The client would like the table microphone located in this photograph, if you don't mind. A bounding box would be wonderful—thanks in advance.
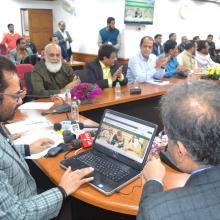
[78,122,99,129]
[41,103,71,116]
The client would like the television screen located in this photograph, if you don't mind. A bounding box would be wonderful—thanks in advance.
[124,0,155,25]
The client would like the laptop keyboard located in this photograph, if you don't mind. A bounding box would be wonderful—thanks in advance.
[77,152,129,182]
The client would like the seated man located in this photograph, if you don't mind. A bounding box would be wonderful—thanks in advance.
[9,37,33,64]
[0,55,94,219]
[127,36,166,83]
[195,40,220,69]
[31,43,79,97]
[87,44,127,89]
[177,40,198,71]
[163,40,188,77]
[138,80,220,220]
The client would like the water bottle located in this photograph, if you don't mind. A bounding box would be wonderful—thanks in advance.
[71,101,79,122]
[187,70,193,84]
[115,82,121,99]
[65,89,72,106]
[133,79,140,89]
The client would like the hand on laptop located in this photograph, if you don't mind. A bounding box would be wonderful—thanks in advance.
[142,156,165,184]
[59,166,94,196]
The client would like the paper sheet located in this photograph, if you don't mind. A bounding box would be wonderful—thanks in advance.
[18,102,54,110]
[14,130,63,159]
[5,118,52,134]
[147,80,170,86]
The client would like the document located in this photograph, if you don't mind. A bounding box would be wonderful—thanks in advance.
[14,130,63,159]
[147,80,170,86]
[18,102,54,110]
[5,118,52,134]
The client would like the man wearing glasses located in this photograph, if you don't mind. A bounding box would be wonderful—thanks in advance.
[0,56,94,219]
[137,81,220,219]
[31,43,80,97]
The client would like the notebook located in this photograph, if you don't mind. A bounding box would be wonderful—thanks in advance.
[60,109,158,195]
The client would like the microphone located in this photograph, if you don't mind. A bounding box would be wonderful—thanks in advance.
[78,132,93,149]
[63,130,76,143]
[54,123,62,131]
[78,122,99,129]
[41,103,71,116]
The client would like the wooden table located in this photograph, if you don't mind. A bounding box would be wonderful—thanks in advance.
[78,78,185,131]
[68,60,86,70]
[13,104,190,216]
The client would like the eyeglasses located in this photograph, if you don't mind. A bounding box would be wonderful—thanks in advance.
[0,90,26,101]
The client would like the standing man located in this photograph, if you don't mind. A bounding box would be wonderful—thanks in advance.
[127,36,166,83]
[1,24,21,51]
[9,38,33,64]
[54,21,72,61]
[137,81,220,220]
[98,17,120,53]
[87,44,127,89]
[152,34,164,56]
[0,55,94,219]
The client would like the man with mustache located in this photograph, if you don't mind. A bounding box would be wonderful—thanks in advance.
[0,55,94,219]
[31,43,80,97]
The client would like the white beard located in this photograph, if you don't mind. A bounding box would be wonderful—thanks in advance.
[45,60,62,73]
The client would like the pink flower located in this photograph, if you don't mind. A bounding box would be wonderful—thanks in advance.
[70,83,102,101]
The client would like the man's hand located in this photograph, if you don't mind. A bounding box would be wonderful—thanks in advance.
[30,138,54,154]
[61,76,81,92]
[112,66,123,82]
[59,167,94,196]
[142,156,166,184]
[156,56,167,69]
[176,65,189,75]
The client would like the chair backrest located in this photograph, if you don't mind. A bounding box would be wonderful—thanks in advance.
[16,64,33,90]
[74,69,89,83]
[22,54,39,65]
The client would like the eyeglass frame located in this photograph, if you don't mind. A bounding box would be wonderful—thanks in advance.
[0,90,26,101]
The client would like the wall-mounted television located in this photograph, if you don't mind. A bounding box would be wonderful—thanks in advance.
[124,0,155,25]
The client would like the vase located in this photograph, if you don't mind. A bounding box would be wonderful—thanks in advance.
[80,98,93,104]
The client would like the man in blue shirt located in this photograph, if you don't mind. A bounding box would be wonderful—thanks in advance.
[98,17,120,52]
[127,36,167,83]
[163,40,188,77]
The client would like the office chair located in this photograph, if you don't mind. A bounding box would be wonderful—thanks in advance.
[74,69,89,83]
[16,64,33,91]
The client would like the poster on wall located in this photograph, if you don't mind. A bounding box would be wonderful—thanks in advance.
[124,0,155,25]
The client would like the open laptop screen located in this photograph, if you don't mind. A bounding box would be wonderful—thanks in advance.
[95,112,156,164]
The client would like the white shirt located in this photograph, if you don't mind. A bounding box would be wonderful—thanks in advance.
[127,52,165,83]
[195,51,220,69]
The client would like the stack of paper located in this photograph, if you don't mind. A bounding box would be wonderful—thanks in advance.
[18,102,54,110]
[5,118,52,134]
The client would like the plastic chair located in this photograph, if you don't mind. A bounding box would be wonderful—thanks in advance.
[16,64,33,90]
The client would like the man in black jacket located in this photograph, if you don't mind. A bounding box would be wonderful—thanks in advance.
[87,44,127,89]
[138,81,220,220]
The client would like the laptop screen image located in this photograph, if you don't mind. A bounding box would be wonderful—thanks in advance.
[95,112,155,164]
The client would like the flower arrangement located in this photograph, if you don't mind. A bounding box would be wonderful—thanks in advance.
[70,83,102,103]
[205,66,220,80]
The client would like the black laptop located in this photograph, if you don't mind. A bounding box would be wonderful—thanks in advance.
[60,109,157,195]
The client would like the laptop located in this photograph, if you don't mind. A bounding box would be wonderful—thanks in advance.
[60,109,157,195]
